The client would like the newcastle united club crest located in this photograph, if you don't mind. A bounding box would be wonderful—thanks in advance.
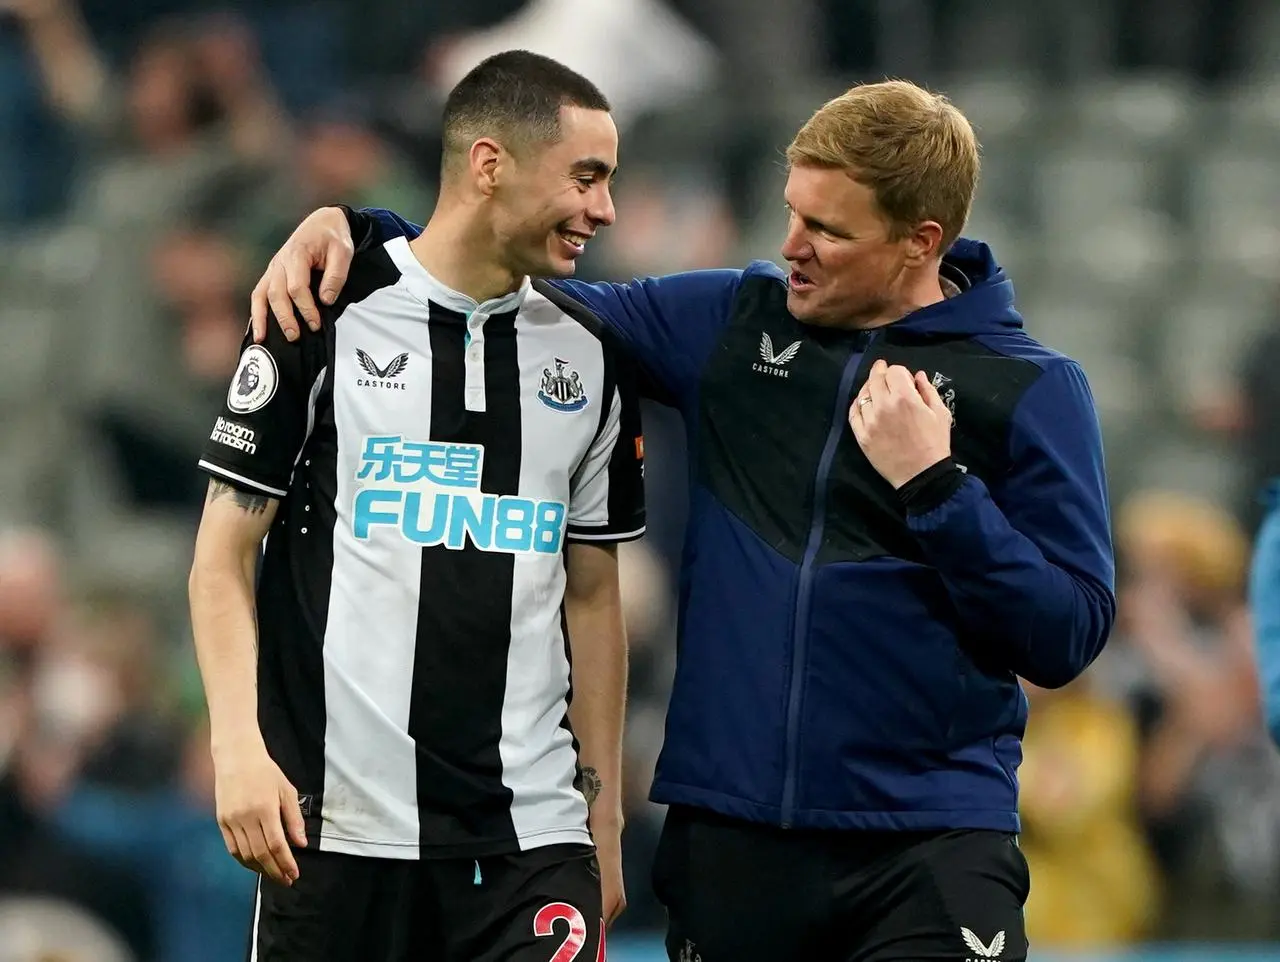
[932,370,957,423]
[538,357,589,412]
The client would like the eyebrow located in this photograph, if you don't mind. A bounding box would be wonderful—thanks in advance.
[572,158,617,179]
[807,217,851,238]
[785,201,851,239]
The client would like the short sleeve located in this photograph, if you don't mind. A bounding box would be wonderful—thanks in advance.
[197,323,320,498]
[567,355,646,542]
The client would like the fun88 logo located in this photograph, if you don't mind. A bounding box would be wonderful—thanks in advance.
[352,435,566,554]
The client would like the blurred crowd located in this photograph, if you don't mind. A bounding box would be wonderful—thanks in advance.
[4,0,1280,958]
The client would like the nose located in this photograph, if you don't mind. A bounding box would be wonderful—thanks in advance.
[779,218,811,263]
[588,183,616,228]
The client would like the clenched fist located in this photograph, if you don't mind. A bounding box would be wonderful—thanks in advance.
[850,359,953,489]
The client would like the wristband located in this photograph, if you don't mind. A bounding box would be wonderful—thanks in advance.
[897,458,965,515]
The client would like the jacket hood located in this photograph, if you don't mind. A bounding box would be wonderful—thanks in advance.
[892,237,1022,336]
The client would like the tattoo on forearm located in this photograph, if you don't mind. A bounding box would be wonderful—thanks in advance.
[208,479,271,514]
[580,766,602,808]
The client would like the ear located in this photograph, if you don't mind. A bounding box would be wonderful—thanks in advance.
[468,138,504,196]
[903,220,945,267]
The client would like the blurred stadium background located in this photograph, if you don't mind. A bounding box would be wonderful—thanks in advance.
[2,0,1280,959]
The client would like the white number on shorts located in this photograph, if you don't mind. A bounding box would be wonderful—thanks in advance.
[533,902,605,961]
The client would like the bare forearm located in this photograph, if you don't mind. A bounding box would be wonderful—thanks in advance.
[189,481,276,755]
[565,593,627,817]
[190,555,261,751]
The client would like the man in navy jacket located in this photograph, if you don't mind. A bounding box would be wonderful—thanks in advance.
[250,78,1115,962]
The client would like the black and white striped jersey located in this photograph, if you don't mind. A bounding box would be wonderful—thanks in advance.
[197,236,645,860]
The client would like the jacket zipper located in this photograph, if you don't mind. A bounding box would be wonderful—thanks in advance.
[780,332,876,827]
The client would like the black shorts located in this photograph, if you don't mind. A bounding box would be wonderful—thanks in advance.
[247,843,603,962]
[653,806,1030,962]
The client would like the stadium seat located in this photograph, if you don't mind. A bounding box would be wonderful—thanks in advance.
[1187,148,1280,280]
[1126,432,1245,508]
[1017,293,1160,505]
[1036,210,1185,302]
[1157,294,1278,411]
[945,74,1041,142]
[959,207,1036,278]
[0,228,99,403]
[1062,73,1203,149]
[1017,296,1151,420]
[1032,142,1172,235]
[968,145,1036,229]
[1220,78,1280,145]
[0,305,60,404]
[1188,148,1280,228]
[0,405,72,527]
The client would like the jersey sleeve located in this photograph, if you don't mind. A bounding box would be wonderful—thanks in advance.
[566,354,646,543]
[197,322,320,498]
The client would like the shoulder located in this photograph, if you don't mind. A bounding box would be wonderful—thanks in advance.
[526,280,627,361]
[530,278,607,335]
[322,241,407,321]
[966,335,1103,456]
[971,329,1082,376]
[956,332,1090,420]
[736,259,788,299]
[726,259,790,323]
[743,259,788,284]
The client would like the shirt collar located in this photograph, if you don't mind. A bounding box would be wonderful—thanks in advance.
[385,236,531,316]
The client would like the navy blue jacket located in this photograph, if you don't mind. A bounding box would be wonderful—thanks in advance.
[352,208,1117,833]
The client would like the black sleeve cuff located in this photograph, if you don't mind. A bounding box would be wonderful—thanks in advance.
[336,204,379,255]
[897,458,966,515]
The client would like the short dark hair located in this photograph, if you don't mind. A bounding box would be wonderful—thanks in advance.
[441,50,611,168]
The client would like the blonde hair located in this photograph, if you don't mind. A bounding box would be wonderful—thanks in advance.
[786,79,980,250]
[1116,490,1249,603]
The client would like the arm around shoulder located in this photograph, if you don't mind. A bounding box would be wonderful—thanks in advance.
[548,264,754,405]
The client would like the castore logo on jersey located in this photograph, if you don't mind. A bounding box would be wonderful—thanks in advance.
[356,349,410,390]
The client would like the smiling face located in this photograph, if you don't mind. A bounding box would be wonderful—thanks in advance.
[438,52,618,283]
[491,105,619,278]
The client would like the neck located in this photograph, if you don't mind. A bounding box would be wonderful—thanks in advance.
[409,195,524,305]
[849,262,946,330]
